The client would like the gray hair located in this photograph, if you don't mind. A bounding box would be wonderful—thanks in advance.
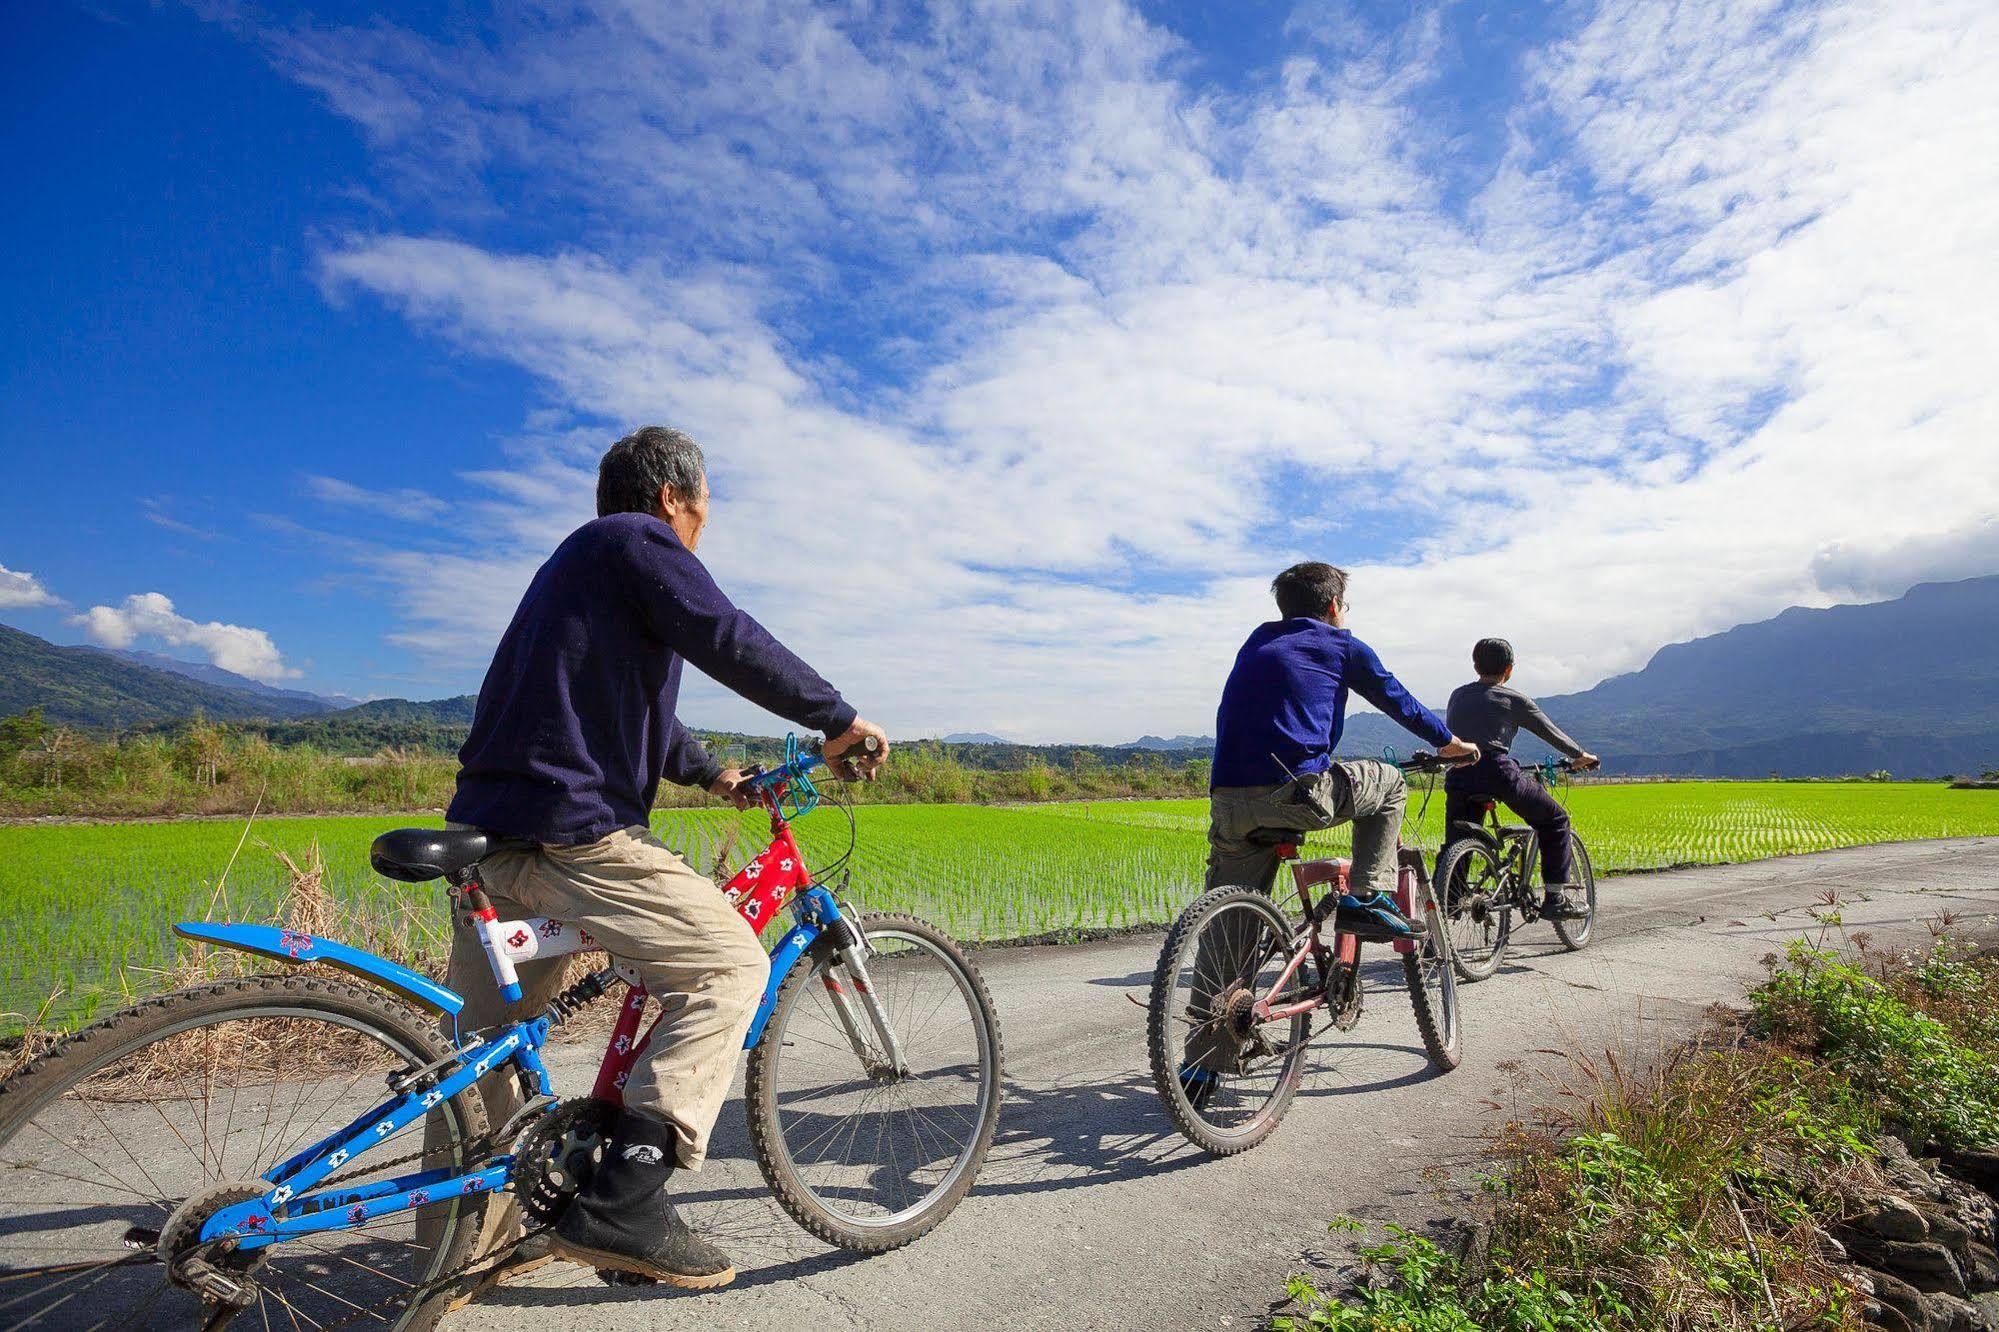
[597,426,706,518]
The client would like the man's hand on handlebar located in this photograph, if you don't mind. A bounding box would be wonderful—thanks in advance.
[1437,737,1481,763]
[1570,752,1601,771]
[824,717,890,781]
[707,768,757,810]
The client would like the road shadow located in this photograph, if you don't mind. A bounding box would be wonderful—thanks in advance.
[972,1069,1201,1198]
[476,1065,1206,1311]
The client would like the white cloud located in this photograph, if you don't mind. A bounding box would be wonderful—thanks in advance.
[0,564,59,611]
[243,0,1998,739]
[76,592,299,683]
[305,474,449,522]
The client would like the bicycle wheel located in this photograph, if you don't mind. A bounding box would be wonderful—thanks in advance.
[1547,834,1598,951]
[1435,838,1512,982]
[1147,887,1310,1156]
[0,974,490,1332]
[745,912,1002,1251]
[1403,868,1462,1071]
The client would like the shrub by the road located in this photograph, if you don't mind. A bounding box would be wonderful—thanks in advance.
[1278,938,1999,1331]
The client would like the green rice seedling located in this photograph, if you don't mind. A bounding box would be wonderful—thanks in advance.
[5,782,1996,1036]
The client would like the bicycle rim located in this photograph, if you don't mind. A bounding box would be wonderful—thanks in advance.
[1438,841,1510,981]
[1148,889,1310,1155]
[0,976,486,1332]
[1405,888,1462,1071]
[1551,836,1598,951]
[746,914,1001,1249]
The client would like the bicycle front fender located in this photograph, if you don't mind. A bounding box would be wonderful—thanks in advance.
[173,921,466,1016]
[742,885,850,1050]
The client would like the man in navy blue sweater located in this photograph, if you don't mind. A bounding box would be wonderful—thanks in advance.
[1207,562,1478,940]
[443,426,886,1290]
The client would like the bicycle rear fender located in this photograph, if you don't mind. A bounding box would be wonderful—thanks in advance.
[172,922,466,1016]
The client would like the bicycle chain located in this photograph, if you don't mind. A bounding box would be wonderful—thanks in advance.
[195,1117,549,1330]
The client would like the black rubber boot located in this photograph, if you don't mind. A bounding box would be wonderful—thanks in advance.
[550,1110,735,1289]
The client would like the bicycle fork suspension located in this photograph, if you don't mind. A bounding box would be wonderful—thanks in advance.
[818,926,911,1079]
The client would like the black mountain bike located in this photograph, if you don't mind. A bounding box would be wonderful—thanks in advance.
[1432,757,1598,981]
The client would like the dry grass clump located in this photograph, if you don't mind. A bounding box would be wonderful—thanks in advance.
[60,838,457,1098]
[1482,1037,1877,1330]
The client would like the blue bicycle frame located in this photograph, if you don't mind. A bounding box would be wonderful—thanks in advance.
[183,742,869,1252]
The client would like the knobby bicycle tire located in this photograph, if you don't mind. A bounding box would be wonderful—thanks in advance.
[744,912,1003,1252]
[0,972,491,1332]
[1146,886,1310,1156]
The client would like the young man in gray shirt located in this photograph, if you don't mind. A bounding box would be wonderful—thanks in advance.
[1443,638,1600,918]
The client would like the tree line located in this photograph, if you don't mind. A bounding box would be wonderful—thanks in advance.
[0,711,1213,818]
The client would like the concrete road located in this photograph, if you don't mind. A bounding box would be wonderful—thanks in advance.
[455,838,1999,1331]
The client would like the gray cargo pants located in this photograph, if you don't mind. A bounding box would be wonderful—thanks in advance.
[1186,759,1408,1074]
[1205,758,1408,896]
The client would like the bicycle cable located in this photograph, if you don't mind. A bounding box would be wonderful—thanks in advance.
[812,775,861,882]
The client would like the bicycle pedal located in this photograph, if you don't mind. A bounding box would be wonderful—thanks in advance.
[596,1268,659,1287]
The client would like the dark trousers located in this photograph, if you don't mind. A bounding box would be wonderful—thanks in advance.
[1444,755,1573,887]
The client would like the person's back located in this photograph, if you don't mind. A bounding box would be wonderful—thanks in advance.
[1213,619,1438,789]
[451,511,847,846]
[1443,680,1570,763]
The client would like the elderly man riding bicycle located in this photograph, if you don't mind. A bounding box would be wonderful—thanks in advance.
[444,426,888,1288]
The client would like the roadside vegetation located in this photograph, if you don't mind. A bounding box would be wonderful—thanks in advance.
[1278,931,1999,1330]
[0,710,1211,817]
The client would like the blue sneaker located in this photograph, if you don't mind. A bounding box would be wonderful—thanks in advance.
[1333,891,1427,942]
[1178,1064,1219,1111]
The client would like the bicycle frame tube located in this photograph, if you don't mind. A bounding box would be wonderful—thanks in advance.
[200,1020,555,1249]
[1254,929,1326,1023]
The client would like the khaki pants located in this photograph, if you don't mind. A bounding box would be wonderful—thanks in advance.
[442,823,770,1173]
[1205,759,1407,897]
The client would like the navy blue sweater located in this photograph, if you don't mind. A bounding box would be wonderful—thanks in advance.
[1211,619,1451,788]
[448,513,856,845]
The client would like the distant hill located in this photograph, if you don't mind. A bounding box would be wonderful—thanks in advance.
[89,647,358,712]
[942,732,1009,744]
[0,622,331,727]
[1125,734,1214,751]
[1340,576,1999,777]
[328,695,480,725]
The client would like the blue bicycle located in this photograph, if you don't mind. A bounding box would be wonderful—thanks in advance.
[0,738,1003,1330]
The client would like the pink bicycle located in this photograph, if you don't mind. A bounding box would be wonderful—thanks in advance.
[1146,752,1464,1155]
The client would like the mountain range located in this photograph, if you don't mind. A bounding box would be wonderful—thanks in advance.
[1333,575,1999,777]
[88,647,361,712]
[4,575,1996,775]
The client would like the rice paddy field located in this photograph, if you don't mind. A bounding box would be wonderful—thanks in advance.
[4,780,1996,1035]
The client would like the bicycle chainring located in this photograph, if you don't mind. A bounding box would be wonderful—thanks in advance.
[1329,963,1364,1031]
[513,1097,616,1227]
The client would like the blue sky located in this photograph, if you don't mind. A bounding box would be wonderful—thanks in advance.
[2,0,1994,741]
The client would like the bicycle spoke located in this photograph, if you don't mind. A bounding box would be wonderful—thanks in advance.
[0,992,480,1332]
[758,922,995,1233]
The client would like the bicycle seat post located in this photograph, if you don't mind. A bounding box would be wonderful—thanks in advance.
[447,861,525,1004]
